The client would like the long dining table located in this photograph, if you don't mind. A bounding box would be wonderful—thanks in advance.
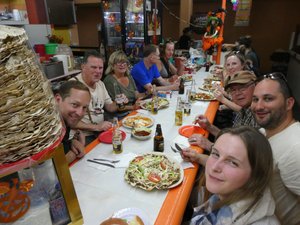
[69,67,219,225]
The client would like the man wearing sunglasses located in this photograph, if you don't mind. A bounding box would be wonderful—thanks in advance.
[251,72,300,225]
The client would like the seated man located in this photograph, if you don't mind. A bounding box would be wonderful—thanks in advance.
[73,50,127,145]
[55,80,91,164]
[251,72,300,224]
[183,71,258,153]
[131,44,179,93]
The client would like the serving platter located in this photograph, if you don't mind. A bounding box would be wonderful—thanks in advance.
[124,153,183,191]
[122,114,154,129]
[194,92,216,101]
[139,98,169,111]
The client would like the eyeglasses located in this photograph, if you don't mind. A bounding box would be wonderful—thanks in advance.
[258,72,287,83]
[228,82,255,95]
[115,61,128,66]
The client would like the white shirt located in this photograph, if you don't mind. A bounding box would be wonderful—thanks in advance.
[262,122,300,224]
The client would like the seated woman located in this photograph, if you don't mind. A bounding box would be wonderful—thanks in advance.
[103,50,145,120]
[156,40,185,82]
[213,51,251,130]
[184,126,279,224]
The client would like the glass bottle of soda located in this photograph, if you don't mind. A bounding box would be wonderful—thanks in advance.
[175,97,183,126]
[153,124,164,152]
[112,117,123,154]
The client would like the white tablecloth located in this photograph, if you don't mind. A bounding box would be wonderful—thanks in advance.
[70,68,211,224]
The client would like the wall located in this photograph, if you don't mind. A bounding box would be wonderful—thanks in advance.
[163,0,300,73]
[222,0,300,73]
[76,4,102,47]
[162,3,181,41]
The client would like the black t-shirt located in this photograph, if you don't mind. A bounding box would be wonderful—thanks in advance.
[177,35,191,50]
[62,125,71,154]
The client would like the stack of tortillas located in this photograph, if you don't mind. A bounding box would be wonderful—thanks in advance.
[0,25,63,164]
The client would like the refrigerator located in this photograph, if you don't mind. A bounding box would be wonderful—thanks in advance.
[101,0,162,63]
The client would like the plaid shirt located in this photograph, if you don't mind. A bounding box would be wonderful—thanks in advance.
[233,107,259,128]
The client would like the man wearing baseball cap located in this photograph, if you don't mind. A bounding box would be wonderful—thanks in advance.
[185,70,259,152]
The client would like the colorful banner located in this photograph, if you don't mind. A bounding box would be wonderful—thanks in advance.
[234,0,252,26]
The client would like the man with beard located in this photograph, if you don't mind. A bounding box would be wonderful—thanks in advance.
[55,80,91,163]
[251,72,300,225]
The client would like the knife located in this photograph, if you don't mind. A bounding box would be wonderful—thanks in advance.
[87,159,115,168]
[174,143,183,152]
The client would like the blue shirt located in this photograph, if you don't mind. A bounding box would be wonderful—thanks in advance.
[131,60,160,93]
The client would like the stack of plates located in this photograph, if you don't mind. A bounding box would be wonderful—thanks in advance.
[0,25,63,163]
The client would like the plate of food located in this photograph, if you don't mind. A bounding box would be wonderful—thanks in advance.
[100,207,149,225]
[194,92,216,101]
[125,153,183,191]
[122,115,154,129]
[181,74,193,82]
[198,83,215,92]
[139,98,169,111]
[206,74,221,81]
[132,127,152,140]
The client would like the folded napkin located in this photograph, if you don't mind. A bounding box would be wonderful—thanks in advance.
[171,135,194,169]
[86,152,137,171]
[136,109,150,115]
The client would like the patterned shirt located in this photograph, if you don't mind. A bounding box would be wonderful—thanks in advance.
[233,107,259,128]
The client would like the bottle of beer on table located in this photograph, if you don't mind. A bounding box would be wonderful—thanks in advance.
[112,117,123,154]
[179,78,185,94]
[175,97,183,126]
[153,124,164,152]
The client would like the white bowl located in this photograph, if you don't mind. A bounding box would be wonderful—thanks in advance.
[132,127,152,140]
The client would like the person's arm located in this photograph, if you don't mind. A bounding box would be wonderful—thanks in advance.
[214,89,242,112]
[75,120,112,132]
[181,148,209,166]
[155,77,179,91]
[188,134,213,151]
[194,114,220,137]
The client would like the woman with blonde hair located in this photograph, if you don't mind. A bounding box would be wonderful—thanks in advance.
[104,50,145,119]
[187,126,279,224]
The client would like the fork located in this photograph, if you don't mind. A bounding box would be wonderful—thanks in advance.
[93,158,120,163]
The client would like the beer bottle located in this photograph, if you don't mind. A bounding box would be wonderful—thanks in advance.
[153,124,164,152]
[112,117,123,154]
[179,77,185,94]
[175,97,183,126]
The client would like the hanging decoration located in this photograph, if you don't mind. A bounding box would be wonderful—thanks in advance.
[134,13,140,23]
[231,0,239,11]
[114,24,121,33]
[108,13,116,23]
[101,0,110,10]
[202,9,226,53]
[135,0,143,8]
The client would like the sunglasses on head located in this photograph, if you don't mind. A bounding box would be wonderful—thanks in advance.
[259,72,287,82]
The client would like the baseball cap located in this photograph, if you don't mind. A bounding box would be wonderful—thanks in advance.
[225,71,256,90]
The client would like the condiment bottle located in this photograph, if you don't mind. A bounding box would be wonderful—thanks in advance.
[153,124,164,152]
[151,85,158,114]
[175,97,183,126]
[112,117,123,154]
[178,77,185,95]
